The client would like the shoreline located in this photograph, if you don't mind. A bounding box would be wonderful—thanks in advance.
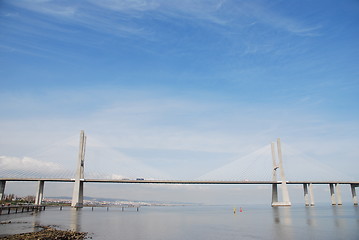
[0,225,89,240]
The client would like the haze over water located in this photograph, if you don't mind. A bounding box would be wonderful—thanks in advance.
[1,204,358,240]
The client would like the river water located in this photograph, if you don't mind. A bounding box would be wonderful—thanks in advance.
[1,204,358,239]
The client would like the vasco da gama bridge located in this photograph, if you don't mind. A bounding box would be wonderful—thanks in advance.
[1,131,358,208]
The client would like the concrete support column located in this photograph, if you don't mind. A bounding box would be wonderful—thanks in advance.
[35,180,44,205]
[272,184,278,205]
[271,143,279,207]
[335,184,342,205]
[303,184,310,206]
[277,138,291,206]
[72,130,86,208]
[303,183,315,206]
[309,183,315,206]
[72,181,84,208]
[351,184,358,205]
[0,181,6,201]
[329,184,336,205]
[271,143,278,182]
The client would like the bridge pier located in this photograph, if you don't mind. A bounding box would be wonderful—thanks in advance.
[271,139,291,207]
[271,184,278,204]
[329,183,342,205]
[335,183,342,205]
[0,180,5,201]
[72,181,84,208]
[351,184,358,205]
[71,130,86,208]
[303,184,308,205]
[303,183,314,206]
[308,183,315,206]
[271,143,278,205]
[329,184,336,205]
[35,180,44,205]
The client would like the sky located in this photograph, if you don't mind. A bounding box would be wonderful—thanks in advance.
[0,0,359,205]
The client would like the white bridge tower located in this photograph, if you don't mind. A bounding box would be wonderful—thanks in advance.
[271,138,291,206]
[71,130,86,208]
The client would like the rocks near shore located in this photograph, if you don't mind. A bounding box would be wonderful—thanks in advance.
[0,226,89,240]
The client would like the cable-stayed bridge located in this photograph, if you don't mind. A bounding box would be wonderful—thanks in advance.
[1,131,358,207]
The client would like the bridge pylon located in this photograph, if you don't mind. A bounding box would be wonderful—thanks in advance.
[0,180,5,201]
[271,138,291,207]
[71,130,86,208]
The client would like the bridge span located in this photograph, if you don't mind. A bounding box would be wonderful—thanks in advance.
[1,178,359,185]
[1,177,358,207]
[1,131,358,207]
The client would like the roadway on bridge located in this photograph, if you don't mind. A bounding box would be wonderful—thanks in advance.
[1,178,358,185]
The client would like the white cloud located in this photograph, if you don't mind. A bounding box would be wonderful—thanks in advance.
[0,155,70,178]
[0,88,358,181]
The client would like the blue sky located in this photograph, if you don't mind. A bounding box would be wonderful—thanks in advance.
[1,0,359,204]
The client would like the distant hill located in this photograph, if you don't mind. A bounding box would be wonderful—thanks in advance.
[45,195,197,205]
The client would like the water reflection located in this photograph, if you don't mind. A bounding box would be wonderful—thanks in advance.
[272,207,292,225]
[31,209,42,233]
[2,205,358,240]
[272,207,280,223]
[304,206,317,226]
[272,207,293,240]
[354,205,359,226]
[331,206,345,228]
[354,204,359,214]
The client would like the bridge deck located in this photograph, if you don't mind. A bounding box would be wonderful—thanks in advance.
[1,178,358,185]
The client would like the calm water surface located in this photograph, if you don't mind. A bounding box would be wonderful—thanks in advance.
[1,204,358,240]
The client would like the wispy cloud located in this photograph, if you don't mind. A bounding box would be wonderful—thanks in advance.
[9,0,77,17]
[234,1,321,36]
[1,0,323,64]
[7,0,320,38]
[0,156,71,178]
[88,0,160,12]
[1,87,358,177]
[5,0,152,44]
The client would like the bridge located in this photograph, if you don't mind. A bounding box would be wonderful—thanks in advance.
[1,131,358,207]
